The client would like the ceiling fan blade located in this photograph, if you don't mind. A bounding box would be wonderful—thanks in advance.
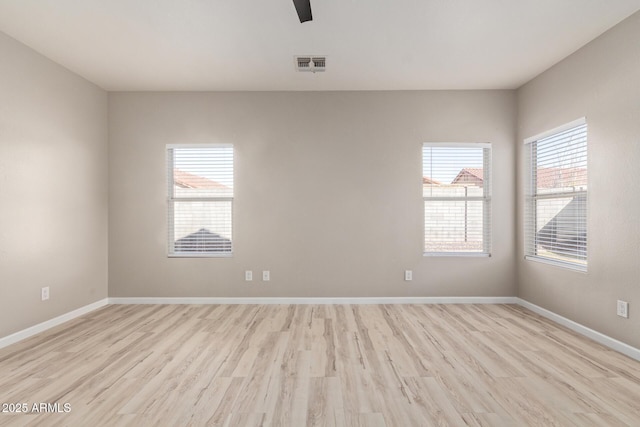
[292,0,312,23]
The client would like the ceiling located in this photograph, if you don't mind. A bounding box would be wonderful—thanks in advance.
[1,0,639,91]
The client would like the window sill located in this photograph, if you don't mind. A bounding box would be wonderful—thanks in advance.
[423,252,491,258]
[168,253,233,258]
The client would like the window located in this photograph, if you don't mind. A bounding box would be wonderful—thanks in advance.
[525,119,587,270]
[422,143,491,255]
[167,145,234,257]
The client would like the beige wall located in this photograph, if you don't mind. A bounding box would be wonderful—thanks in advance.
[516,12,640,348]
[0,32,108,338]
[109,91,517,298]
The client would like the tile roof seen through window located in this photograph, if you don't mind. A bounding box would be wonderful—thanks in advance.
[173,169,228,190]
[536,167,587,189]
[423,176,441,185]
[452,168,484,186]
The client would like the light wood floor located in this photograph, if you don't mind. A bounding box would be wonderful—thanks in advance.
[1,304,639,426]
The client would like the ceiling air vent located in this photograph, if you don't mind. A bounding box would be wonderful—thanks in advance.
[296,56,312,70]
[295,56,326,72]
[312,57,325,69]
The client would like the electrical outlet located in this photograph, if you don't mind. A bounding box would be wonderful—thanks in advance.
[617,300,629,318]
[245,271,253,281]
[262,271,270,281]
[41,287,50,301]
[404,270,413,281]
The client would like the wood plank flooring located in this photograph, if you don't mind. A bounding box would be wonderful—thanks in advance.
[1,304,639,426]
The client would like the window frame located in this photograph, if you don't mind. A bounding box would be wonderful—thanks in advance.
[524,118,588,271]
[167,143,234,258]
[422,142,492,257]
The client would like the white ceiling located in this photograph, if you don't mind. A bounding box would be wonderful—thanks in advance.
[1,0,639,91]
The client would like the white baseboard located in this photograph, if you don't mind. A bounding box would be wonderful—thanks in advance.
[516,298,640,362]
[108,296,518,305]
[3,296,638,363]
[0,298,109,350]
[0,296,514,349]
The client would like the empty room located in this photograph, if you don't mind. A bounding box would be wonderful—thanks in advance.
[1,1,639,425]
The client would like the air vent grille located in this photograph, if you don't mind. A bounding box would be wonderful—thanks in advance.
[312,57,325,68]
[295,56,326,72]
[297,57,311,69]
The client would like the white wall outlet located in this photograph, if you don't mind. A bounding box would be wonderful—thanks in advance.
[262,271,270,281]
[617,300,629,318]
[404,270,413,281]
[245,271,253,281]
[41,287,50,301]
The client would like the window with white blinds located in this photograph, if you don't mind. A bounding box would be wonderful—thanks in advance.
[525,119,587,270]
[167,145,233,257]
[422,143,491,255]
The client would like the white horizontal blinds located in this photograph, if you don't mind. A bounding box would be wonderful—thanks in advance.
[167,145,233,256]
[525,122,587,269]
[423,144,491,255]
